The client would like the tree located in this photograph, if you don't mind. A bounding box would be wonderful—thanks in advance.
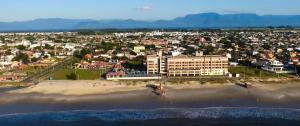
[0,37,5,43]
[80,48,92,57]
[96,42,115,52]
[73,50,82,59]
[16,45,27,51]
[44,44,54,50]
[128,43,136,49]
[123,56,146,71]
[115,46,122,54]
[73,49,93,59]
[204,37,211,41]
[5,49,11,55]
[25,35,35,42]
[145,45,156,50]
[31,57,39,62]
[262,43,272,50]
[221,38,233,49]
[43,55,49,59]
[204,45,215,55]
[183,46,197,55]
[129,50,137,55]
[12,53,30,64]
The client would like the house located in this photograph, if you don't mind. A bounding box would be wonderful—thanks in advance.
[142,39,168,46]
[64,43,76,50]
[75,61,110,69]
[133,46,145,53]
[262,60,296,73]
[229,62,239,66]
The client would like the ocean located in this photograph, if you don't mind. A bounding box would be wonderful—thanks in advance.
[0,107,299,126]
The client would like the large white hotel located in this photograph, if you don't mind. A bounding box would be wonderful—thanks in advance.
[147,52,229,77]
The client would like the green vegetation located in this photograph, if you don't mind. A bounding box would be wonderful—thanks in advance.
[66,72,78,80]
[0,82,29,87]
[12,53,30,64]
[229,66,292,78]
[73,48,92,59]
[77,30,97,35]
[183,46,197,55]
[31,57,39,62]
[5,49,12,55]
[50,69,106,80]
[25,35,35,42]
[123,56,146,71]
[97,42,115,52]
[145,44,156,50]
[16,45,27,50]
[203,45,215,55]
[128,43,137,49]
[44,44,55,50]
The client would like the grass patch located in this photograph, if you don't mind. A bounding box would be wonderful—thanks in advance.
[200,78,229,84]
[50,69,106,80]
[229,66,293,78]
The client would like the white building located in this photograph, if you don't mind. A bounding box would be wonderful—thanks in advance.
[64,43,76,50]
[262,60,295,74]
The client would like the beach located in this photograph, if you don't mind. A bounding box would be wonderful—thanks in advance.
[0,80,298,115]
[0,80,299,126]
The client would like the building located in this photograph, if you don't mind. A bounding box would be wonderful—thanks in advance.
[262,60,296,74]
[133,46,146,53]
[147,54,229,77]
[146,55,160,75]
[142,39,168,46]
[167,56,228,76]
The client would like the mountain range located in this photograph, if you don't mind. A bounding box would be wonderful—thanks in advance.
[1,13,300,31]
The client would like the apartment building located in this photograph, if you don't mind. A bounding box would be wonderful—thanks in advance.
[147,55,160,74]
[147,54,228,76]
[167,56,228,76]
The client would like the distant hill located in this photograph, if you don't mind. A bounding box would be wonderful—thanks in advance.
[1,13,300,31]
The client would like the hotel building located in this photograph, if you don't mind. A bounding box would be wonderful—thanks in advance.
[147,53,228,77]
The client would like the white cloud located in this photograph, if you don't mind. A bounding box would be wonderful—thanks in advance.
[136,5,152,11]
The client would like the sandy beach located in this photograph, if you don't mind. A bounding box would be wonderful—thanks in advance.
[8,80,232,95]
[0,80,299,114]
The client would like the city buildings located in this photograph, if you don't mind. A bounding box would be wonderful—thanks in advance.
[1,30,300,82]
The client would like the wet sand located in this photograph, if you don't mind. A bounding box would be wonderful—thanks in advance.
[0,80,299,115]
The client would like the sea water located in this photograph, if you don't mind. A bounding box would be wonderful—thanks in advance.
[0,107,299,126]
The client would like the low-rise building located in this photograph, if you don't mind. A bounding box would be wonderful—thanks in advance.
[133,46,145,53]
[262,60,296,73]
[142,39,168,46]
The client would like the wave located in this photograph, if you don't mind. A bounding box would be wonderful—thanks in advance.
[0,107,299,123]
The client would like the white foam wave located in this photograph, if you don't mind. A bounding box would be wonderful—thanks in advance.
[0,107,299,122]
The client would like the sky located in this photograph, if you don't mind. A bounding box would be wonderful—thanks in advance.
[0,0,300,22]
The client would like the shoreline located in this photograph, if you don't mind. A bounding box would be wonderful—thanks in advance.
[0,80,299,114]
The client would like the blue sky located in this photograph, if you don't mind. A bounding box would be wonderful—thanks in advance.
[0,0,300,22]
